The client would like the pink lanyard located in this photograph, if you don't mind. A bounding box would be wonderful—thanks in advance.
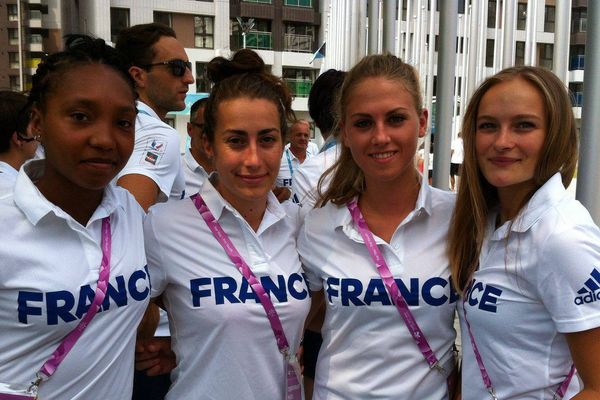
[191,193,302,400]
[346,199,446,374]
[30,217,111,392]
[462,282,576,400]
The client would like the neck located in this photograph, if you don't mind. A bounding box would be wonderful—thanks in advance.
[36,175,103,226]
[138,94,167,121]
[358,171,421,242]
[190,147,214,174]
[215,180,267,232]
[0,153,22,171]
[289,146,306,163]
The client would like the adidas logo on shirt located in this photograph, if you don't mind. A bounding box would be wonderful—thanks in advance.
[574,268,600,305]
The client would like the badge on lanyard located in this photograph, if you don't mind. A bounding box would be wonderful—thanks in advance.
[0,379,40,400]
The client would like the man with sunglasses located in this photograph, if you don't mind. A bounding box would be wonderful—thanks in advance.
[115,22,194,211]
[0,90,38,195]
[115,23,194,400]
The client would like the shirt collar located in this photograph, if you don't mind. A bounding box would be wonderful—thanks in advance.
[0,161,18,178]
[137,100,161,120]
[331,176,433,232]
[14,159,123,227]
[201,174,287,232]
[185,148,208,176]
[491,172,568,238]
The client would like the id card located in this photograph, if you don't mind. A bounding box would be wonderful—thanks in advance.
[284,354,304,400]
[0,382,38,400]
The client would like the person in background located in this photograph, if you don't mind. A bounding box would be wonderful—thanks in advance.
[0,35,149,400]
[275,119,314,203]
[116,22,195,400]
[137,48,310,400]
[0,90,37,195]
[292,69,346,210]
[450,132,463,191]
[449,66,600,399]
[183,97,213,195]
[298,54,457,400]
[115,22,194,209]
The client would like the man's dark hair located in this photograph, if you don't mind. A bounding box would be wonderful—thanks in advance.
[115,23,176,68]
[190,98,208,123]
[308,69,346,134]
[0,91,29,153]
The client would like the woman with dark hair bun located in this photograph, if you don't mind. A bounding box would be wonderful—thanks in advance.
[0,35,149,399]
[141,49,310,400]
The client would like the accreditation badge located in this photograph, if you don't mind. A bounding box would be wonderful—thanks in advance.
[0,381,39,399]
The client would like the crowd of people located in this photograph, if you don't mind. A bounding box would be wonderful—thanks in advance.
[0,21,598,400]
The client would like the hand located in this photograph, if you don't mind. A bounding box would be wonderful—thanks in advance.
[135,337,176,376]
[273,186,292,203]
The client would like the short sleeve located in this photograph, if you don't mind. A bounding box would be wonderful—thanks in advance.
[117,120,182,202]
[143,208,168,297]
[537,223,600,333]
[297,217,324,291]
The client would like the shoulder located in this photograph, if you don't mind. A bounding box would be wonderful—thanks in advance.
[302,202,341,237]
[537,197,600,249]
[428,185,456,216]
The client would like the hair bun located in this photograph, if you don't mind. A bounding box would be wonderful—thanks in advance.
[207,49,266,84]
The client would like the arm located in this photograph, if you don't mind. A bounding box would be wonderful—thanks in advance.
[305,289,325,333]
[117,174,161,212]
[567,327,600,399]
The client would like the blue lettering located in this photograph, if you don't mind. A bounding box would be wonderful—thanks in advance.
[283,178,293,186]
[422,277,448,306]
[364,279,391,305]
[341,279,365,306]
[396,278,419,306]
[17,291,43,324]
[288,273,308,300]
[129,270,150,301]
[326,277,339,303]
[468,281,484,307]
[46,291,76,325]
[238,278,259,303]
[144,265,152,291]
[214,277,240,305]
[103,275,128,311]
[190,278,212,307]
[479,285,502,312]
[261,275,288,302]
[75,284,96,318]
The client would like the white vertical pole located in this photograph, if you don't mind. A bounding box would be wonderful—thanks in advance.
[502,0,516,68]
[553,0,571,84]
[396,0,404,57]
[404,0,412,61]
[525,0,538,65]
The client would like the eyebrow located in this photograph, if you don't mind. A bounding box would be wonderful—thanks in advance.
[477,113,543,120]
[349,107,410,118]
[224,128,279,135]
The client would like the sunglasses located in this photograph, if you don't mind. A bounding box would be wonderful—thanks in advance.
[142,59,192,77]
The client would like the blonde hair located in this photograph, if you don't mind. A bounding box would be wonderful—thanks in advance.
[448,66,578,294]
[317,53,423,206]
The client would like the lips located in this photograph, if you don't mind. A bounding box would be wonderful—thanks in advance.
[370,151,397,160]
[238,173,268,185]
[489,156,519,167]
[81,158,116,170]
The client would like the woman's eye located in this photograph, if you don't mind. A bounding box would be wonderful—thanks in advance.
[353,119,372,129]
[477,122,496,131]
[226,136,244,146]
[118,119,134,129]
[71,112,89,122]
[389,115,406,124]
[516,121,536,130]
[261,135,277,144]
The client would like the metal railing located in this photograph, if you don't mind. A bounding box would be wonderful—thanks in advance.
[237,31,273,50]
[285,78,312,97]
[284,33,313,52]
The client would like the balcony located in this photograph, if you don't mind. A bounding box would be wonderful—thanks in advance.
[570,54,585,70]
[284,0,312,6]
[572,92,583,107]
[235,31,273,50]
[572,18,586,33]
[284,33,313,53]
[29,10,43,28]
[285,78,312,98]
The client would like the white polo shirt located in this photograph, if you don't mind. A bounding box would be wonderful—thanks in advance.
[460,173,600,400]
[0,160,150,400]
[298,181,457,400]
[0,160,18,196]
[116,101,186,201]
[144,177,311,400]
[292,142,340,211]
[182,148,209,197]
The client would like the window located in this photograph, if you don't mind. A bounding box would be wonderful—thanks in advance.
[544,6,555,33]
[569,82,584,107]
[110,8,130,43]
[8,28,18,46]
[284,0,312,7]
[487,1,497,28]
[9,52,19,69]
[485,39,494,67]
[30,33,43,44]
[538,43,553,69]
[243,0,272,3]
[194,16,214,49]
[196,62,211,93]
[572,8,587,33]
[8,4,18,21]
[570,45,585,71]
[284,23,315,52]
[283,68,315,98]
[515,41,525,66]
[517,3,527,31]
[232,18,272,50]
[153,12,172,27]
[9,76,20,91]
